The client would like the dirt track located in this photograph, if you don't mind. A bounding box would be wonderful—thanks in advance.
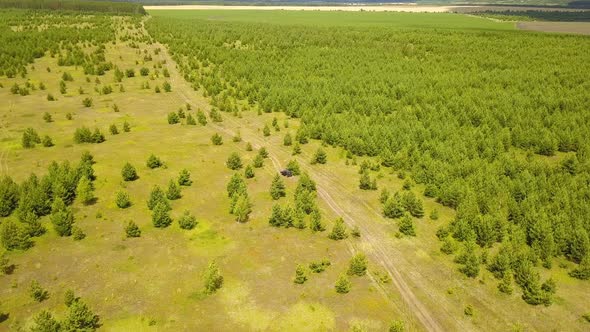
[517,21,590,35]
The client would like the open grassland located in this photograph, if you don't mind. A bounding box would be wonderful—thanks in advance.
[0,7,588,332]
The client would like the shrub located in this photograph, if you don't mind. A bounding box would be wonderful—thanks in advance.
[335,274,351,294]
[76,176,94,205]
[263,124,271,136]
[30,280,49,302]
[178,210,197,230]
[31,310,60,332]
[178,169,192,186]
[309,259,331,273]
[163,81,171,92]
[43,112,52,123]
[0,220,32,250]
[270,174,286,200]
[311,148,327,164]
[125,69,135,77]
[62,300,100,331]
[74,127,105,144]
[244,165,255,179]
[399,214,416,236]
[389,320,405,332]
[348,253,368,276]
[121,163,138,181]
[152,202,172,228]
[47,93,55,101]
[211,133,223,145]
[115,191,131,208]
[82,97,93,107]
[203,261,223,294]
[167,112,180,124]
[253,154,264,168]
[146,154,163,169]
[293,265,308,284]
[72,226,86,241]
[328,218,348,240]
[140,67,149,76]
[147,186,169,210]
[109,124,119,135]
[286,160,301,176]
[42,135,53,147]
[123,121,130,132]
[283,133,292,146]
[166,179,181,200]
[226,152,243,170]
[125,221,141,238]
[64,289,77,307]
[22,127,41,148]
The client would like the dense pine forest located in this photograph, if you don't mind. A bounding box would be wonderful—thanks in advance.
[147,10,590,301]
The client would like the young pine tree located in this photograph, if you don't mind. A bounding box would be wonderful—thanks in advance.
[115,191,131,209]
[203,261,223,294]
[311,148,327,165]
[244,165,255,179]
[121,163,138,181]
[270,174,286,200]
[226,152,243,170]
[76,176,94,205]
[347,253,368,276]
[125,221,141,238]
[166,179,181,200]
[335,274,351,294]
[398,214,416,237]
[152,202,172,228]
[309,209,325,232]
[178,169,192,186]
[293,264,308,284]
[328,218,348,240]
[178,210,197,230]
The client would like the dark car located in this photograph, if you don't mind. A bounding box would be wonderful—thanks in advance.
[280,169,293,177]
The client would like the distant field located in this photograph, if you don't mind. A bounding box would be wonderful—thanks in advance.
[149,9,516,30]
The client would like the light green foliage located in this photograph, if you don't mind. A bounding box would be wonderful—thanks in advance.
[309,209,325,232]
[211,133,223,145]
[283,133,292,146]
[152,201,172,228]
[347,253,368,276]
[270,174,286,200]
[50,198,74,237]
[311,148,327,165]
[115,191,131,208]
[178,169,192,186]
[293,264,308,284]
[398,214,416,237]
[244,165,255,179]
[125,221,141,238]
[76,176,94,205]
[146,154,163,169]
[328,218,348,240]
[178,210,197,230]
[203,261,223,294]
[166,179,181,200]
[286,160,300,176]
[30,280,49,302]
[121,163,138,181]
[226,152,243,170]
[335,274,351,294]
[22,127,41,148]
[72,226,86,241]
[31,310,60,332]
[64,289,76,307]
[309,259,331,273]
[389,320,405,332]
[62,299,100,331]
[252,154,264,168]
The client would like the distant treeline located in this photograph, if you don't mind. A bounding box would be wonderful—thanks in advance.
[472,10,590,22]
[0,0,146,15]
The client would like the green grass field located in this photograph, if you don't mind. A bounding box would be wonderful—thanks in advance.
[0,7,589,332]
